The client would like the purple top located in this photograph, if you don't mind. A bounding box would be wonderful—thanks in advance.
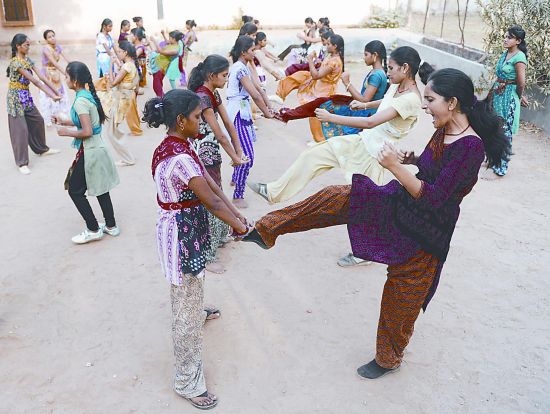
[348,135,485,264]
[118,32,129,43]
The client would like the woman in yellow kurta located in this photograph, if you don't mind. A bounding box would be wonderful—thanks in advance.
[98,41,140,166]
[276,34,344,141]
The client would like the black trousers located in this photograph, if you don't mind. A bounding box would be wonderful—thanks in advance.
[68,155,116,231]
[278,43,309,60]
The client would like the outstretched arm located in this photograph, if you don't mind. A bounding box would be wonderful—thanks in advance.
[315,106,399,129]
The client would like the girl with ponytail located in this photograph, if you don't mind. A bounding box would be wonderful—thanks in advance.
[54,61,120,244]
[242,67,510,380]
[179,19,198,87]
[97,40,141,165]
[488,24,528,177]
[188,54,250,272]
[250,46,422,266]
[227,35,274,208]
[145,88,253,410]
[6,33,61,175]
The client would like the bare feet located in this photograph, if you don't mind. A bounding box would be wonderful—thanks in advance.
[479,168,500,181]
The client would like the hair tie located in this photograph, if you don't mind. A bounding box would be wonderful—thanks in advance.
[154,102,163,109]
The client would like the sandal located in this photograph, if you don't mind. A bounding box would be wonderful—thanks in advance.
[337,253,373,267]
[357,359,399,379]
[204,307,221,321]
[186,391,218,410]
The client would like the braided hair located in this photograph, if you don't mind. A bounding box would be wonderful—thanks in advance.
[329,34,345,72]
[188,54,229,92]
[118,40,142,83]
[6,34,28,77]
[66,61,107,124]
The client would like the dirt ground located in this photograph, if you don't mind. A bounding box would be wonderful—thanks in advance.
[1,41,549,414]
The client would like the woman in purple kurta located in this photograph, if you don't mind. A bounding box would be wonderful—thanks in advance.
[242,67,511,379]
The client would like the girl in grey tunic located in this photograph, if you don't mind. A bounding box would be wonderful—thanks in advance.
[54,61,120,244]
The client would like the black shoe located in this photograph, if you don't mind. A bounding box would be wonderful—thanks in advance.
[242,228,270,249]
[357,359,399,379]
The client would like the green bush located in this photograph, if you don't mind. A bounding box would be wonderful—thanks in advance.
[478,0,550,104]
[362,12,401,29]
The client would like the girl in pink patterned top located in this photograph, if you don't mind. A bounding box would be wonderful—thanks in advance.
[145,89,253,410]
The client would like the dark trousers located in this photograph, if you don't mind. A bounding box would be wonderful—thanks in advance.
[8,107,49,166]
[278,43,307,60]
[68,155,116,231]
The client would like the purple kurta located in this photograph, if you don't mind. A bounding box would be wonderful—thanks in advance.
[348,135,485,265]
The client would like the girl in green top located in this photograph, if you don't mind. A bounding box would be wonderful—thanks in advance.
[54,61,120,244]
[490,25,528,177]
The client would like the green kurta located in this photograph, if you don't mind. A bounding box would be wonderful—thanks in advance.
[73,97,119,196]
[491,51,528,135]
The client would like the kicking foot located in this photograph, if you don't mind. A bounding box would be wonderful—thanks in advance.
[41,148,60,156]
[232,198,248,209]
[242,228,270,249]
[186,391,218,410]
[204,307,221,321]
[357,359,399,379]
[18,165,31,175]
[206,262,226,274]
[247,181,270,202]
[337,253,373,267]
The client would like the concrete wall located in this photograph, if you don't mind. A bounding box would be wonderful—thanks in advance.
[521,89,550,135]
[396,37,489,82]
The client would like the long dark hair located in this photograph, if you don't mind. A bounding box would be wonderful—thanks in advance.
[230,35,255,63]
[7,34,28,77]
[329,34,345,71]
[318,17,330,28]
[134,28,146,41]
[255,32,266,45]
[143,89,201,129]
[390,46,423,80]
[66,61,107,124]
[188,54,230,92]
[239,22,257,37]
[118,41,142,82]
[508,25,528,57]
[423,67,511,168]
[100,18,112,33]
[169,30,184,42]
[120,19,130,31]
[365,40,387,73]
[242,15,254,24]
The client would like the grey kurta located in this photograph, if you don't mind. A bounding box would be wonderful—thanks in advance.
[73,97,119,196]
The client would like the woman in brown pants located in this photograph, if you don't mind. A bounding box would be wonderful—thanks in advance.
[6,34,61,175]
[243,67,511,379]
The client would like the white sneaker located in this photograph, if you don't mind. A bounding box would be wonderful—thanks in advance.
[71,228,104,244]
[41,148,60,156]
[99,223,120,237]
[18,166,31,175]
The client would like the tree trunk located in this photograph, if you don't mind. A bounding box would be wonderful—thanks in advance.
[422,0,432,34]
[457,0,465,47]
[440,0,448,38]
[157,0,164,20]
[462,0,471,47]
[406,0,414,27]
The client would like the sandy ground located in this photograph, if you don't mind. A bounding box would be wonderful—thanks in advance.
[1,45,549,414]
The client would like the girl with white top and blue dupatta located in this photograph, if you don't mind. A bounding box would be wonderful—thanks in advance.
[54,61,119,244]
[96,19,120,78]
